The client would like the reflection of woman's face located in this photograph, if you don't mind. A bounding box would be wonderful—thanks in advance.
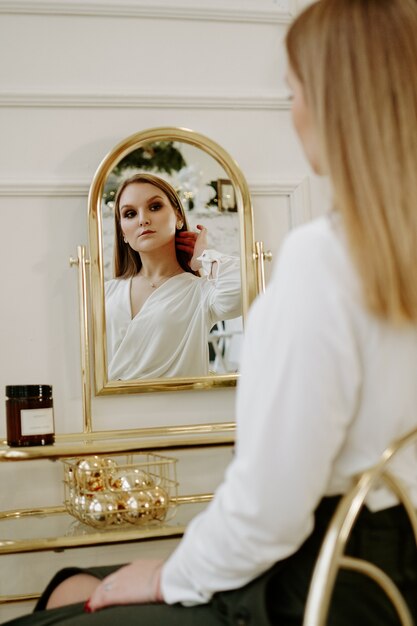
[119,182,179,254]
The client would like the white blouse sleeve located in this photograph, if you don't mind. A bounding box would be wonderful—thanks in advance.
[161,220,361,605]
[198,249,242,322]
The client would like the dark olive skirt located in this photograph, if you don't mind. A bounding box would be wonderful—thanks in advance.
[3,497,417,626]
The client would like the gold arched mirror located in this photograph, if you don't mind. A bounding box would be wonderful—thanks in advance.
[88,127,257,395]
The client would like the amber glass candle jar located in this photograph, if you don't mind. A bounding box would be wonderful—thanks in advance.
[5,385,55,447]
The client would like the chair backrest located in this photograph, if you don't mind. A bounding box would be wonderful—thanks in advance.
[303,427,417,626]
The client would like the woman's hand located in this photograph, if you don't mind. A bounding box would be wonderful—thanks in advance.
[84,559,163,613]
[176,224,208,271]
[175,230,198,258]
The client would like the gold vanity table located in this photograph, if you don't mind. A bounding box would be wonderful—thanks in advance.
[0,423,235,607]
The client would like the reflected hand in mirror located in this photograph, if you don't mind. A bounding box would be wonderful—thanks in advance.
[105,173,242,381]
[176,224,207,272]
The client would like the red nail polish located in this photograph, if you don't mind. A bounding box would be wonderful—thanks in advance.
[84,600,92,613]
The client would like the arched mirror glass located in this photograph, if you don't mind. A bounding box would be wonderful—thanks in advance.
[88,127,257,395]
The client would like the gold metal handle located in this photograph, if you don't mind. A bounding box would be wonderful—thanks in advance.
[70,246,92,434]
[253,241,273,294]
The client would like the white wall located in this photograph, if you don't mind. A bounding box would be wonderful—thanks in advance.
[0,0,326,619]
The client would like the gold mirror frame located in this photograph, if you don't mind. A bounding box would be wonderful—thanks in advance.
[88,127,257,395]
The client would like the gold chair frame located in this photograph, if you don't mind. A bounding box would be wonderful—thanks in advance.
[303,427,417,626]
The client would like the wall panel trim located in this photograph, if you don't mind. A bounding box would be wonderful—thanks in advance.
[0,181,89,197]
[0,91,290,110]
[0,178,311,225]
[250,179,311,226]
[287,178,311,226]
[0,178,312,230]
[0,180,305,197]
[0,1,295,23]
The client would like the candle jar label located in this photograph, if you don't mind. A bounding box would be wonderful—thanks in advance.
[20,408,54,436]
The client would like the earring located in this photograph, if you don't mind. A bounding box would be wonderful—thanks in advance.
[176,220,184,229]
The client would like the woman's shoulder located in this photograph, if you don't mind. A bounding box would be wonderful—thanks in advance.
[285,212,342,247]
[273,213,358,293]
[177,271,200,285]
[105,277,130,297]
[281,213,349,269]
[165,272,200,293]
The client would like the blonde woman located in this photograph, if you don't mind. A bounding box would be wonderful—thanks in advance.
[5,1,417,624]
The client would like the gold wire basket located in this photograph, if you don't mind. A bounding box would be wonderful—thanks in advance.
[63,453,178,529]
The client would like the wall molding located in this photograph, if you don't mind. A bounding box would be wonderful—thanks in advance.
[0,91,290,110]
[0,180,303,197]
[0,1,294,24]
[287,177,311,227]
[0,179,312,226]
[249,182,303,197]
[0,181,89,197]
[250,179,311,226]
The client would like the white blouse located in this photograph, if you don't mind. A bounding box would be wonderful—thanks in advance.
[105,252,242,379]
[161,214,417,605]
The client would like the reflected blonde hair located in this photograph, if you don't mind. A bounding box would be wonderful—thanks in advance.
[286,0,417,323]
[113,173,196,279]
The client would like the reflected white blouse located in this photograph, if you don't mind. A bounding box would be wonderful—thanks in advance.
[105,252,242,380]
[161,214,417,605]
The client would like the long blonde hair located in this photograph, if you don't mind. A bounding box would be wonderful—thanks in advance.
[286,0,417,323]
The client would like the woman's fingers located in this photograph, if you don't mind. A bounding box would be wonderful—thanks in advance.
[176,231,198,256]
[176,227,208,268]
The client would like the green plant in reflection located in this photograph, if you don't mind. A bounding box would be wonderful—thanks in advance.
[103,142,220,212]
[113,142,187,176]
[103,142,187,207]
